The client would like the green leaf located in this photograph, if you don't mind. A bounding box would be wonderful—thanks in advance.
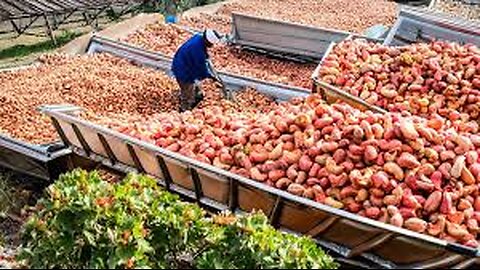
[83,230,96,246]
[136,239,154,255]
[19,169,337,269]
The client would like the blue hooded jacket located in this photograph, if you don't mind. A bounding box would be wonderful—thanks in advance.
[172,34,212,84]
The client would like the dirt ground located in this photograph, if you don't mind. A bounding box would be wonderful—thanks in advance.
[183,0,240,16]
[58,13,162,56]
[0,0,238,69]
[0,169,45,269]
[0,12,140,69]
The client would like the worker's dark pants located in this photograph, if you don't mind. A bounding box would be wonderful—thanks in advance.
[177,79,202,111]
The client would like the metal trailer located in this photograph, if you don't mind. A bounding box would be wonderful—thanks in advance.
[230,12,383,63]
[0,24,476,266]
[40,102,480,269]
[0,134,70,181]
[310,42,388,114]
[430,0,480,8]
[393,0,434,7]
[0,34,311,181]
[309,36,394,114]
[311,5,479,113]
[85,35,312,101]
[0,65,72,181]
[384,5,480,46]
[3,32,479,267]
[428,0,480,23]
[37,35,480,270]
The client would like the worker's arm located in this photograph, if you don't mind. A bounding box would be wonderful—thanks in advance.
[206,57,230,99]
[206,58,221,82]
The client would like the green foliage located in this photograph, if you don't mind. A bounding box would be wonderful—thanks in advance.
[196,213,337,269]
[18,169,337,269]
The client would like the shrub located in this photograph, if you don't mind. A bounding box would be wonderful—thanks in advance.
[18,169,337,269]
[196,213,336,269]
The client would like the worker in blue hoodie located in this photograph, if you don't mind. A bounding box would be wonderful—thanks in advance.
[172,29,224,112]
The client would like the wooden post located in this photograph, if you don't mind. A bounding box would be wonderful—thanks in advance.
[43,14,57,45]
[9,19,21,35]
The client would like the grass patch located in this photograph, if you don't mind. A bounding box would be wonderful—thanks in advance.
[0,30,82,60]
